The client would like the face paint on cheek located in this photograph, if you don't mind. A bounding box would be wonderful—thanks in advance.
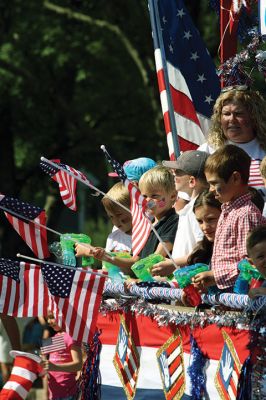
[157,198,166,208]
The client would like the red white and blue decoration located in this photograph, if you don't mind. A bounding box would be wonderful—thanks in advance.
[215,330,242,399]
[156,330,185,399]
[113,316,140,400]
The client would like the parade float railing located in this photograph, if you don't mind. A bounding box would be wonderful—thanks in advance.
[96,280,266,400]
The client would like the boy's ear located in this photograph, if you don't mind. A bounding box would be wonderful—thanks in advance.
[188,176,196,188]
[231,171,242,184]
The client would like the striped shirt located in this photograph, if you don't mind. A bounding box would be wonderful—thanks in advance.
[211,193,266,289]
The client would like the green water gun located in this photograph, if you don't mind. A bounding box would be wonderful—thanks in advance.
[60,233,94,267]
[102,252,131,282]
[131,253,165,281]
[173,263,209,306]
[233,259,264,294]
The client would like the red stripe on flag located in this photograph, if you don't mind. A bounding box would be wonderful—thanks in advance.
[170,86,200,126]
[157,69,166,93]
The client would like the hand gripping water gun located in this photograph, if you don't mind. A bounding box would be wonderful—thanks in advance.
[102,252,131,282]
[131,254,165,282]
[233,259,264,294]
[60,233,94,267]
[173,263,209,306]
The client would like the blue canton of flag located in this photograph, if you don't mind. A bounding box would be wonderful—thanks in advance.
[149,0,220,154]
[0,194,43,222]
[113,316,140,400]
[0,258,20,282]
[156,330,185,399]
[215,330,242,400]
[41,264,75,298]
[101,146,128,182]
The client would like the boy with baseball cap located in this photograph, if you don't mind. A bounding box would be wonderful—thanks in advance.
[151,150,209,277]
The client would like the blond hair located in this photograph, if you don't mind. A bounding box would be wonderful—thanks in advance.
[139,165,176,194]
[260,155,266,179]
[207,90,266,151]
[101,182,130,214]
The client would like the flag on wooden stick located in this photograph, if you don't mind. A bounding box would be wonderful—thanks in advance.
[0,194,50,259]
[101,146,151,256]
[40,159,88,211]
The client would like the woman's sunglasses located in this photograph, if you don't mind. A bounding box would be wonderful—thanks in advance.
[221,85,250,93]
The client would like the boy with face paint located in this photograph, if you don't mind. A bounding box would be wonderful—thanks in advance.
[75,166,178,275]
[193,144,266,291]
[151,150,209,277]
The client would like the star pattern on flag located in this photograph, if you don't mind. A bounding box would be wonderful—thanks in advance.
[0,258,20,282]
[190,51,199,61]
[0,195,43,221]
[177,8,185,18]
[149,0,220,156]
[41,264,75,298]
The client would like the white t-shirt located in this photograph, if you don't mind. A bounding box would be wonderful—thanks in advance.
[172,197,203,259]
[198,139,266,196]
[105,228,132,254]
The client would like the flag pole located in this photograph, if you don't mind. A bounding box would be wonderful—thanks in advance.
[148,0,180,159]
[41,157,131,214]
[16,253,108,279]
[0,205,62,237]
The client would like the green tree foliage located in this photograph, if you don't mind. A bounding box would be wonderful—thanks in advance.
[0,1,262,255]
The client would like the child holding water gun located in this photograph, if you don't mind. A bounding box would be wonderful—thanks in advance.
[246,226,266,298]
[75,166,178,276]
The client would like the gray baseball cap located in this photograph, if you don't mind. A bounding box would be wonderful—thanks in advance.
[162,150,208,179]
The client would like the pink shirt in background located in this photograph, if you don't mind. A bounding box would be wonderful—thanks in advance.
[48,332,79,399]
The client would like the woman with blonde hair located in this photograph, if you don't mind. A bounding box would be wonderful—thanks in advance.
[198,87,266,196]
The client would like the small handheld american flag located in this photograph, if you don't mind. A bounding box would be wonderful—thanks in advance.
[40,334,66,354]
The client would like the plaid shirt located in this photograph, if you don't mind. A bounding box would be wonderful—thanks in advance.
[211,193,266,289]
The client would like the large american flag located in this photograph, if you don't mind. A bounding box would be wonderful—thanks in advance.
[40,159,88,211]
[148,0,220,157]
[0,260,49,317]
[0,195,50,259]
[0,258,106,343]
[101,146,151,256]
[41,263,106,343]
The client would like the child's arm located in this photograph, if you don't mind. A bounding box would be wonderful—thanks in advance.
[75,242,138,275]
[41,344,83,373]
[248,287,266,299]
[151,255,189,277]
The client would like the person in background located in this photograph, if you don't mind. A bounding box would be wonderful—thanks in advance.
[193,145,266,292]
[40,311,82,400]
[246,225,266,299]
[198,87,266,203]
[151,151,209,277]
[187,190,221,266]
